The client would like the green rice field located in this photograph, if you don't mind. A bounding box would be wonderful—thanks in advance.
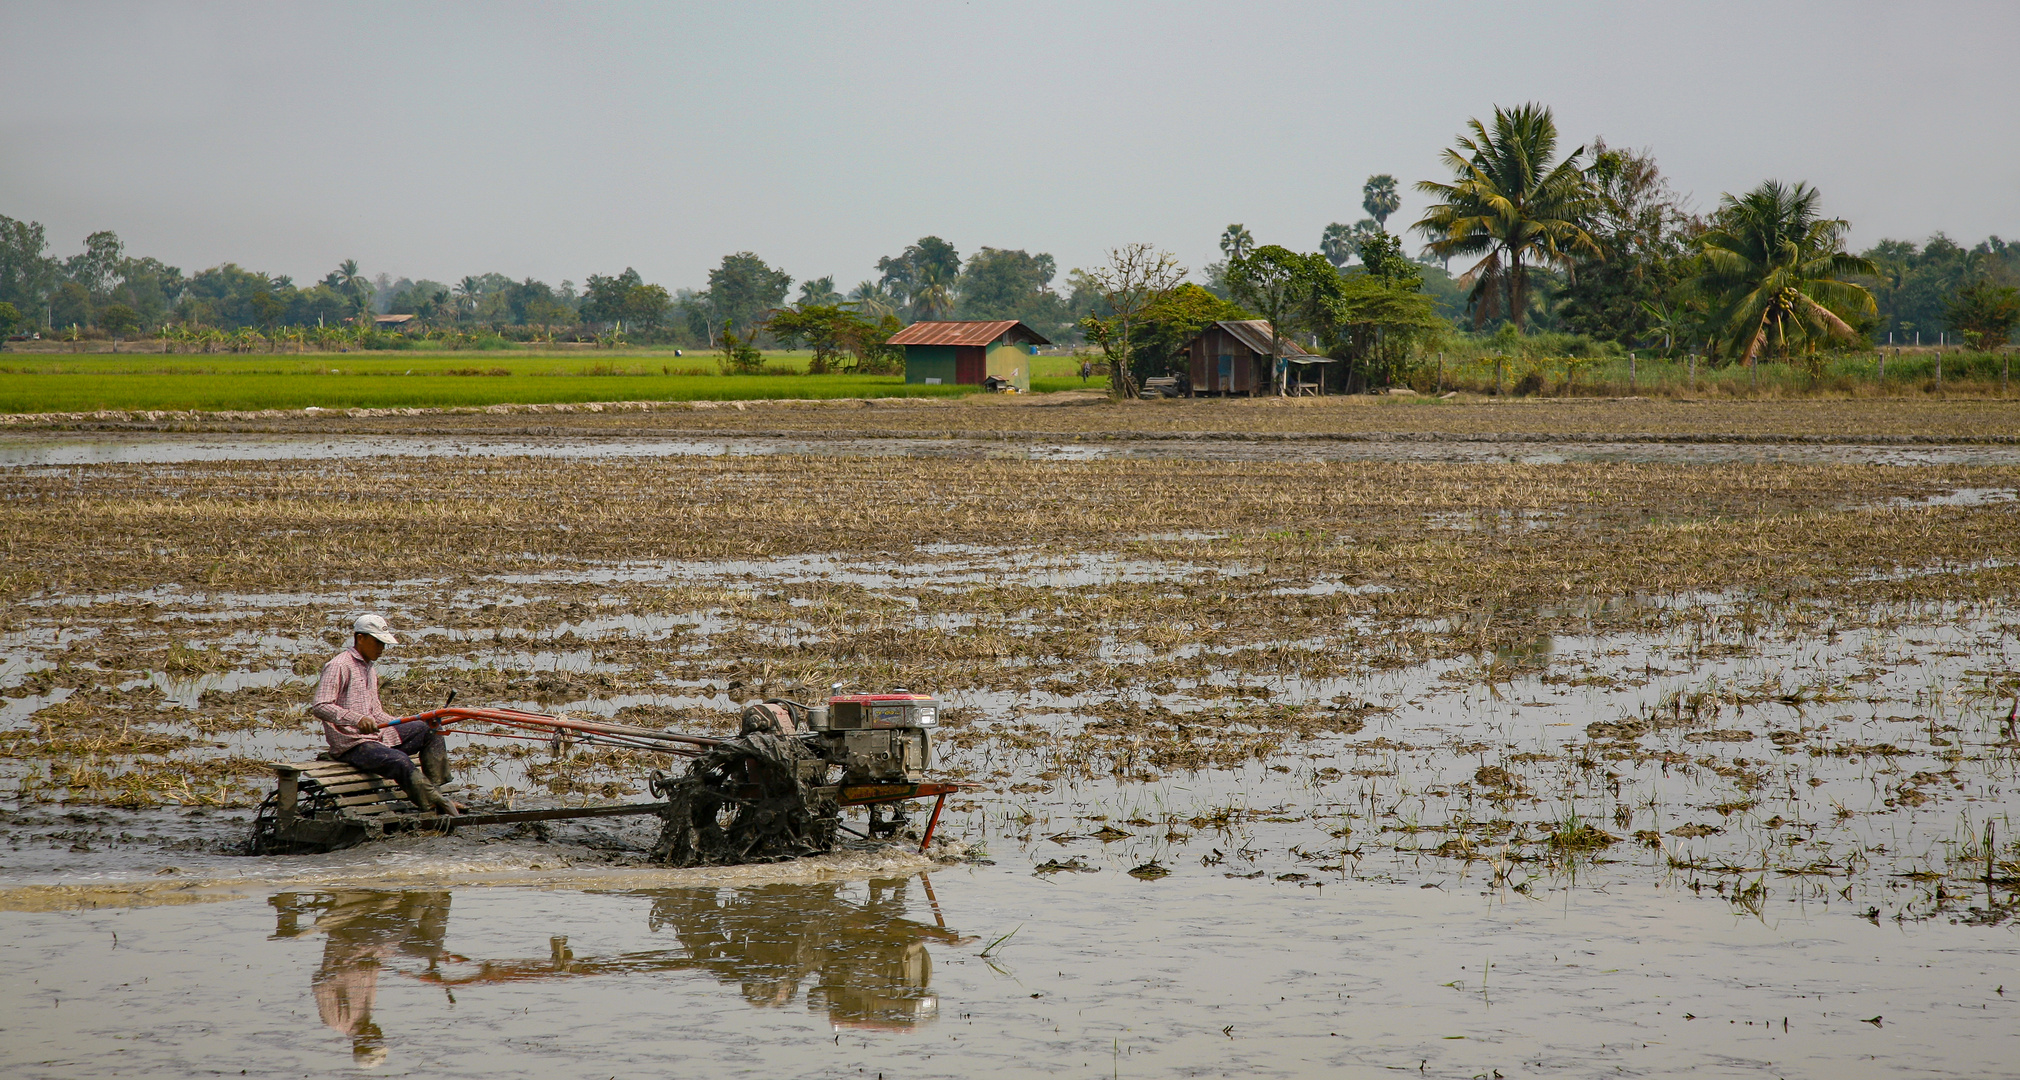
[0,352,990,413]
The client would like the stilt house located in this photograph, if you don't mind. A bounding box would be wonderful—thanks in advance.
[1184,319,1333,396]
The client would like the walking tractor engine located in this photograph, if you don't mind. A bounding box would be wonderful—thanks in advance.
[648,689,970,868]
[248,688,973,865]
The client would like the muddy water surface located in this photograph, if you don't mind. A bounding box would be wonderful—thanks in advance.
[1,869,2014,1079]
[3,427,2017,1076]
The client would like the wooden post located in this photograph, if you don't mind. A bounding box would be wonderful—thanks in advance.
[1689,353,1696,393]
[1495,356,1504,398]
[1436,351,1444,393]
[1878,349,1886,387]
[1937,349,1944,396]
[1629,352,1636,396]
[276,768,299,827]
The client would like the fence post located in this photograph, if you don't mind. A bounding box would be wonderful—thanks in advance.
[1436,351,1444,393]
[1495,356,1504,398]
[1689,353,1696,393]
[1936,349,1943,396]
[1629,352,1636,396]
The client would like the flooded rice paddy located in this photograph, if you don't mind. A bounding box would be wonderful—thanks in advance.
[0,406,2016,1076]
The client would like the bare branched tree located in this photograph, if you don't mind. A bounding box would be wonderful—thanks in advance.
[1086,243,1185,399]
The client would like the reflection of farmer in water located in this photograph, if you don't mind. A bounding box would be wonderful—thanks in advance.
[270,891,460,1067]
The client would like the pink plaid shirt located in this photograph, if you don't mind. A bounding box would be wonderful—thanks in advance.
[310,646,404,754]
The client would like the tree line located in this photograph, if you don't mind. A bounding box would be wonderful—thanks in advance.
[2,100,2013,373]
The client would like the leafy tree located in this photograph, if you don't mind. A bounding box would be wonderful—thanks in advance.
[98,302,141,337]
[766,304,896,373]
[247,291,286,329]
[1858,234,2019,343]
[1414,102,1600,330]
[876,237,960,307]
[956,247,1067,334]
[1117,282,1253,384]
[620,283,672,330]
[1327,232,1443,388]
[1556,140,1700,348]
[1692,180,1877,368]
[1219,224,1254,261]
[706,252,793,339]
[1362,175,1400,229]
[1944,280,2020,352]
[0,215,58,311]
[66,230,125,295]
[1078,243,1186,399]
[580,268,644,326]
[49,281,91,328]
[796,275,842,308]
[1225,245,1332,394]
[0,301,19,337]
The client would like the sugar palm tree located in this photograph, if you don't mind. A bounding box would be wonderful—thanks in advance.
[1413,103,1599,330]
[1320,222,1356,268]
[1361,174,1400,229]
[1219,224,1254,261]
[1692,180,1876,367]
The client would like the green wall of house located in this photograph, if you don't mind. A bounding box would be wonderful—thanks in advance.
[903,345,958,385]
[985,341,1032,391]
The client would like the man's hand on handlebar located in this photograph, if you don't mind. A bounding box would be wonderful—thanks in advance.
[356,717,382,734]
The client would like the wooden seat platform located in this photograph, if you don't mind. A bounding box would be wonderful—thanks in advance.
[251,758,665,855]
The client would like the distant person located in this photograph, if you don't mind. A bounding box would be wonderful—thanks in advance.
[309,614,461,815]
[1080,359,1092,384]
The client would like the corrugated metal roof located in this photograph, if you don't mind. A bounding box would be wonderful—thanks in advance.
[1214,320,1320,359]
[886,320,1051,347]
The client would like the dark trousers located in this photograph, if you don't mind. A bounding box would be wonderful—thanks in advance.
[340,720,439,783]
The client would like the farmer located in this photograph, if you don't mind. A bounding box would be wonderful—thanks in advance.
[309,614,462,816]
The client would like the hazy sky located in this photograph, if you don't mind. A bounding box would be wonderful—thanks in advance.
[3,1,2015,292]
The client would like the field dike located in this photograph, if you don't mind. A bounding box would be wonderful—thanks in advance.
[0,406,2016,931]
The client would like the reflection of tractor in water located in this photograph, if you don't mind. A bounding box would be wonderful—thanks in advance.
[251,691,973,864]
[271,876,968,1058]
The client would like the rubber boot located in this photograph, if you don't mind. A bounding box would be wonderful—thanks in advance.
[399,772,462,817]
[419,740,465,813]
[420,739,451,785]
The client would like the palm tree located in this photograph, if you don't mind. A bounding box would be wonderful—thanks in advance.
[1413,103,1599,330]
[455,276,483,321]
[1692,180,1877,368]
[909,263,954,321]
[1219,224,1254,261]
[1320,223,1356,268]
[846,280,897,320]
[1361,174,1400,229]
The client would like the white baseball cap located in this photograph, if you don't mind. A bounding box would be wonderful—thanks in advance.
[352,613,399,645]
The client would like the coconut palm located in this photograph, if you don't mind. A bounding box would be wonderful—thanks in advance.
[1692,181,1877,367]
[846,280,898,321]
[909,263,954,321]
[1219,224,1254,261]
[1362,174,1400,229]
[1413,103,1599,330]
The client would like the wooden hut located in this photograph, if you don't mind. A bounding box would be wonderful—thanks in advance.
[889,320,1049,391]
[1184,319,1334,396]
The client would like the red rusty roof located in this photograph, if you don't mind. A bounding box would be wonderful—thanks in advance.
[885,320,1050,347]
